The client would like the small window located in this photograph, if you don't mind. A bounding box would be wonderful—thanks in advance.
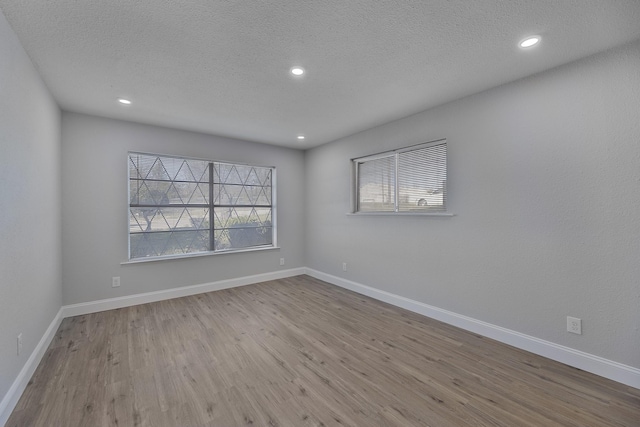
[129,152,275,260]
[353,139,447,213]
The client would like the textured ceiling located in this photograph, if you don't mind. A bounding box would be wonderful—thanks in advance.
[1,0,640,148]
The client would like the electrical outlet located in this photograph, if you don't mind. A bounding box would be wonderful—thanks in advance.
[567,316,582,335]
[112,276,121,288]
[17,333,23,356]
[342,262,347,272]
[280,258,285,266]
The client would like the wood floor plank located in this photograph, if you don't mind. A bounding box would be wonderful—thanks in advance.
[6,275,640,426]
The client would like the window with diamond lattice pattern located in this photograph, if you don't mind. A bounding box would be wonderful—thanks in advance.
[129,153,274,260]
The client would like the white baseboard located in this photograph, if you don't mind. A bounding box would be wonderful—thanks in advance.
[3,265,637,426]
[62,267,306,318]
[0,268,304,426]
[0,308,63,427]
[304,268,640,390]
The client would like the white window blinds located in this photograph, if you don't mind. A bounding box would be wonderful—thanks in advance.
[357,154,396,212]
[354,139,447,213]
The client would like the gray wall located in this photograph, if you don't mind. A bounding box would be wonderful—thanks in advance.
[61,113,305,305]
[305,40,640,368]
[0,10,61,401]
[2,3,639,409]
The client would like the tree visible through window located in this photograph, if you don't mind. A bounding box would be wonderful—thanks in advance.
[129,153,274,260]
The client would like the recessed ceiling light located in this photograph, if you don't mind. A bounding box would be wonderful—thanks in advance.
[290,67,305,76]
[519,36,540,49]
[297,135,305,140]
[118,98,132,105]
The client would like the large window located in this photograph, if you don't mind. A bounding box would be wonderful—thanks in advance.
[353,139,447,213]
[128,152,274,260]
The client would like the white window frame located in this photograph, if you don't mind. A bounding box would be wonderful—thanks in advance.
[127,152,277,262]
[351,139,451,216]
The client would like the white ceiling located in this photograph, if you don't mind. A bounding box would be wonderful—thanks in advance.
[2,1,640,149]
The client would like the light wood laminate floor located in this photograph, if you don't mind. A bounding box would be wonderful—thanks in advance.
[7,275,640,426]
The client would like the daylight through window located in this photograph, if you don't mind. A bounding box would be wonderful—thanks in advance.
[129,153,274,260]
[354,139,447,213]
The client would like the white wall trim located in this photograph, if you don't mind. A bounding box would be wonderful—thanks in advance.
[0,268,304,425]
[304,268,640,390]
[62,268,306,318]
[3,266,637,425]
[0,308,63,427]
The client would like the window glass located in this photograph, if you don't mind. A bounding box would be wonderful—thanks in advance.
[354,140,446,213]
[129,153,274,260]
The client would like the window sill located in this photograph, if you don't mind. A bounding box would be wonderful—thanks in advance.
[121,245,280,265]
[346,212,455,217]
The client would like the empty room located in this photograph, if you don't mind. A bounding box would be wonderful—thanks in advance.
[1,1,639,426]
